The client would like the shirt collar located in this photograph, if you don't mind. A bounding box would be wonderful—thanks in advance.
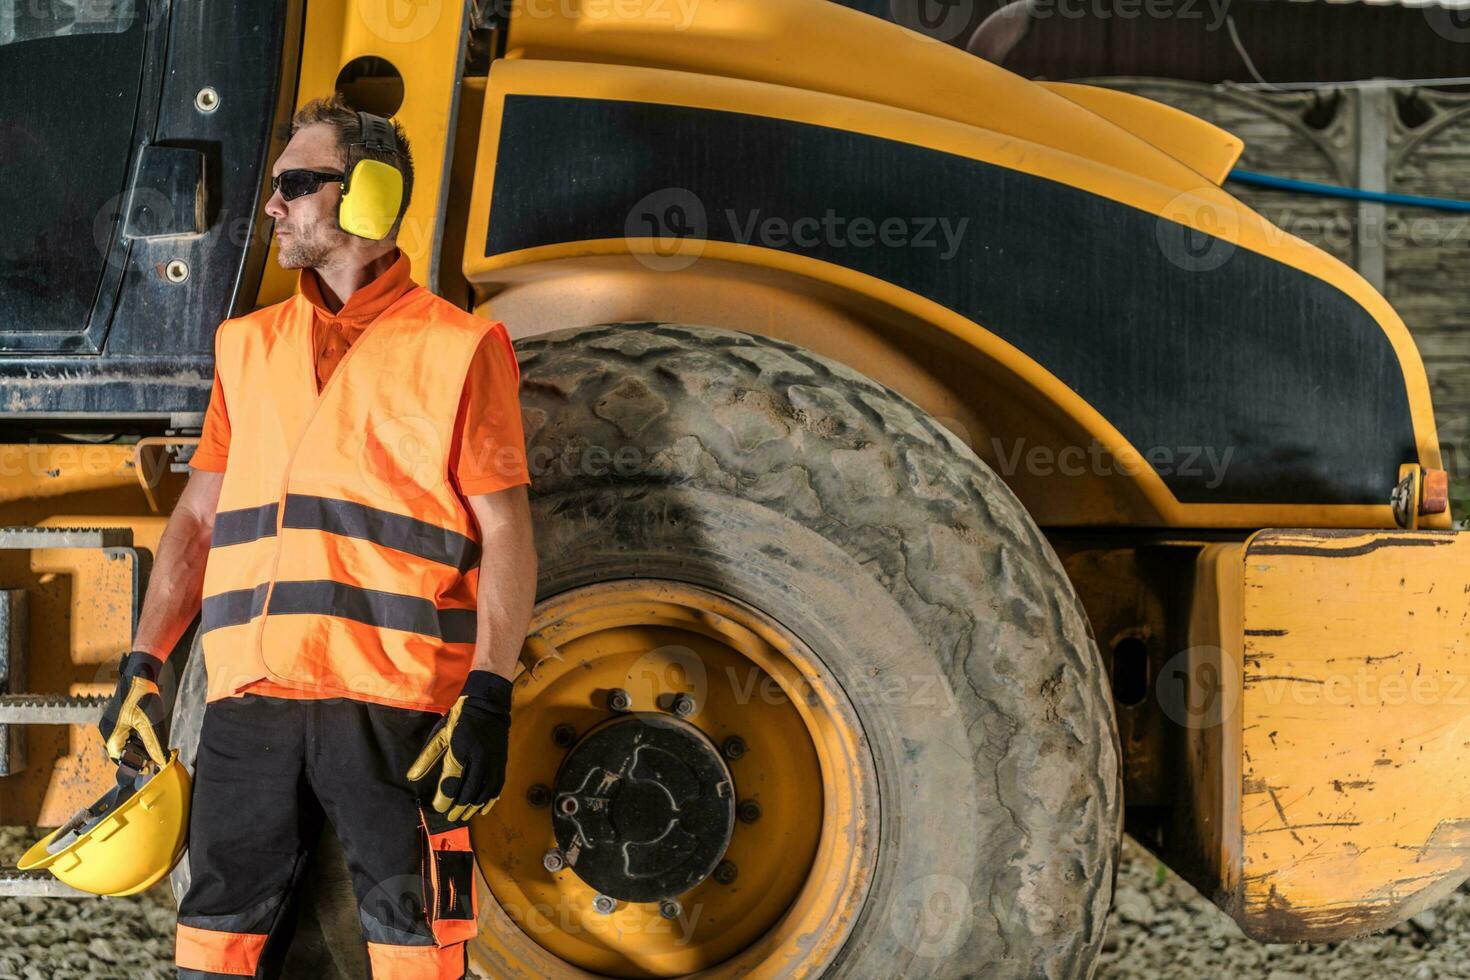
[299,247,415,322]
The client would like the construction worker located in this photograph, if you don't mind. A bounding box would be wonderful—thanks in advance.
[96,93,536,979]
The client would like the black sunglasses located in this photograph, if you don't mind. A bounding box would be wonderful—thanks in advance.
[271,169,344,201]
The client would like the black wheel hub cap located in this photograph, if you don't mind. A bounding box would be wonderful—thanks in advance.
[552,713,735,903]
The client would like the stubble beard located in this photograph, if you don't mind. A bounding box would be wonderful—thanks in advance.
[277,224,337,270]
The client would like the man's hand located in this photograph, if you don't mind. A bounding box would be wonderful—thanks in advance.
[406,670,513,822]
[98,651,172,767]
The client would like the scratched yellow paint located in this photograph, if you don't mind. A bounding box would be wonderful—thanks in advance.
[1236,528,1470,939]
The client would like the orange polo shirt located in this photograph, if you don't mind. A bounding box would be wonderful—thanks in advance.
[189,248,530,499]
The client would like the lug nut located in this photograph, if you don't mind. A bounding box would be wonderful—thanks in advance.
[552,723,577,748]
[670,693,696,717]
[713,860,739,884]
[558,795,580,816]
[737,799,762,824]
[722,736,747,760]
[526,784,551,808]
[542,849,565,873]
[592,894,617,915]
[658,899,681,920]
[608,688,632,712]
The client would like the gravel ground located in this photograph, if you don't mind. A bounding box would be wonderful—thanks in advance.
[0,827,173,980]
[1098,837,1470,980]
[5,827,1470,978]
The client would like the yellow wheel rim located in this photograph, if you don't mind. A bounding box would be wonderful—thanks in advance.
[471,579,877,979]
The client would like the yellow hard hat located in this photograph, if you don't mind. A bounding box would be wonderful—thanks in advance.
[17,740,191,897]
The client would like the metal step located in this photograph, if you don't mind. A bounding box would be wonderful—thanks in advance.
[0,694,107,725]
[0,526,133,550]
[0,867,91,898]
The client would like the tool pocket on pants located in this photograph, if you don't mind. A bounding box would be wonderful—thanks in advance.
[418,807,479,945]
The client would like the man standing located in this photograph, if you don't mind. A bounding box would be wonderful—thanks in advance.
[95,94,536,979]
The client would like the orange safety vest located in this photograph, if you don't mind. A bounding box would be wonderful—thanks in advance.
[199,284,493,712]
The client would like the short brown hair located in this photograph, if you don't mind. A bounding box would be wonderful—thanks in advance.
[286,93,415,230]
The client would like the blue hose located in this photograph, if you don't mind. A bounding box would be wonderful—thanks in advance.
[1226,169,1470,213]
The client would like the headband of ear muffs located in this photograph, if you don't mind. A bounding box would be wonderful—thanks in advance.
[338,110,405,241]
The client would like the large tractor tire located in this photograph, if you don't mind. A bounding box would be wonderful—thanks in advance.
[172,322,1121,979]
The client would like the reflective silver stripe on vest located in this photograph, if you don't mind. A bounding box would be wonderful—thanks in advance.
[281,494,480,573]
[211,503,279,547]
[201,580,476,644]
[200,584,270,632]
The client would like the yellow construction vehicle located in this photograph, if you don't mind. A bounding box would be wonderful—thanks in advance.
[2,0,1466,976]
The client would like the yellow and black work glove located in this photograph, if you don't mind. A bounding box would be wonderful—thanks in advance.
[97,650,172,768]
[406,670,512,823]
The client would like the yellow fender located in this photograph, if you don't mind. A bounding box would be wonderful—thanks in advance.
[1039,81,1245,184]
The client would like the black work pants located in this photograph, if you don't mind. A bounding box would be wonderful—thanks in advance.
[174,695,478,980]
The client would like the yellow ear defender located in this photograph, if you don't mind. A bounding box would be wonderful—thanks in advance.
[337,110,404,240]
